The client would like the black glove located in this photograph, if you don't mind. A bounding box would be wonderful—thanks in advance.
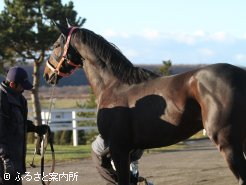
[36,125,50,136]
[2,158,15,176]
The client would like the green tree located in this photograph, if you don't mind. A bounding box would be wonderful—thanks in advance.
[77,88,97,126]
[0,0,86,126]
[159,60,172,76]
[77,88,97,109]
[76,88,98,144]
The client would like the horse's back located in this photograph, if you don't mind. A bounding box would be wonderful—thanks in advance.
[195,63,246,88]
[192,63,246,103]
[191,63,246,141]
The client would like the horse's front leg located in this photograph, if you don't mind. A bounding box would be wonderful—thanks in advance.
[111,149,130,185]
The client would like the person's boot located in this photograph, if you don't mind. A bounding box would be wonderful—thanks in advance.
[137,176,149,185]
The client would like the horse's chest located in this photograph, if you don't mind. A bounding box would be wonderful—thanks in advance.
[99,94,128,108]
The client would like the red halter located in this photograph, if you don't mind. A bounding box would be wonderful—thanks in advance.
[46,27,80,77]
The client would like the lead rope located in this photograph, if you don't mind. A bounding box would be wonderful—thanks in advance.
[30,75,57,165]
[47,81,57,125]
[41,75,57,185]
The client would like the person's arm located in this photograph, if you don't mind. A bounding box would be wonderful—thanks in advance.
[26,120,36,132]
[26,120,50,135]
[0,144,15,176]
[0,94,10,159]
[0,144,9,159]
[23,96,49,135]
[0,96,15,176]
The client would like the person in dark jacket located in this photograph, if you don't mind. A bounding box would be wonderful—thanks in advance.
[0,66,49,185]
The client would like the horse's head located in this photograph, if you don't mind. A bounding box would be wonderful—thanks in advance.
[44,23,83,85]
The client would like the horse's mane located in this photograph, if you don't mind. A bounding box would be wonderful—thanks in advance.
[76,28,160,84]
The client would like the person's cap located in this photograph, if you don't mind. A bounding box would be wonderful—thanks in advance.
[6,67,33,90]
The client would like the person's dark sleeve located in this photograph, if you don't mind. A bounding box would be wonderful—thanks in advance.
[0,144,9,159]
[0,97,10,159]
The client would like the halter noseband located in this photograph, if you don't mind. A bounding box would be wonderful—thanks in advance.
[47,27,80,77]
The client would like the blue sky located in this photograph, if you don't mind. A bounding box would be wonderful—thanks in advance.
[1,0,246,66]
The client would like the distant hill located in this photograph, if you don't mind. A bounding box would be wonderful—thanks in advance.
[0,63,244,87]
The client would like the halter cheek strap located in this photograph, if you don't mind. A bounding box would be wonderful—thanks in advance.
[47,27,80,77]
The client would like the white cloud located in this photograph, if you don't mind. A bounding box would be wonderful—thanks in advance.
[198,48,214,57]
[140,29,160,40]
[163,30,206,45]
[123,49,139,58]
[102,29,234,45]
[193,30,206,37]
[172,32,196,45]
[209,31,227,41]
[120,32,131,38]
[167,30,236,44]
[236,54,246,61]
[243,33,246,40]
[102,29,131,38]
[102,29,117,37]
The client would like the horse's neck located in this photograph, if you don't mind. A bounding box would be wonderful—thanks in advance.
[75,39,118,101]
[83,61,117,101]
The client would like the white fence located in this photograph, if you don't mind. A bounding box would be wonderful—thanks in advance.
[41,109,97,146]
[35,108,207,146]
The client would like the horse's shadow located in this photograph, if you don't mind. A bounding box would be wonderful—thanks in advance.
[97,94,181,149]
[133,94,167,121]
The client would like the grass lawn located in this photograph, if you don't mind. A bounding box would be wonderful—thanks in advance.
[26,131,208,165]
[26,144,92,165]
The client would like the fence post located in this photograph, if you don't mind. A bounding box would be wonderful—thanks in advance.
[72,111,78,146]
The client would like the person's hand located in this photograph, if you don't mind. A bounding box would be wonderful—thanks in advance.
[36,125,50,135]
[3,158,15,176]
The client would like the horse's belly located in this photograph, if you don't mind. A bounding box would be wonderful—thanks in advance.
[132,119,203,149]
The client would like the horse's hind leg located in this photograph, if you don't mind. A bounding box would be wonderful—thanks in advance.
[217,136,246,185]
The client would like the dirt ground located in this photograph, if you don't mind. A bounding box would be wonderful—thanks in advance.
[22,138,238,185]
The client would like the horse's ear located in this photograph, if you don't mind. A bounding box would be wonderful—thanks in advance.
[53,21,69,36]
[66,18,71,27]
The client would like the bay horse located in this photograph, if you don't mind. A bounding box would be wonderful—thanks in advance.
[43,24,246,185]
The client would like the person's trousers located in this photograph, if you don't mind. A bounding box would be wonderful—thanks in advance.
[91,150,118,185]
